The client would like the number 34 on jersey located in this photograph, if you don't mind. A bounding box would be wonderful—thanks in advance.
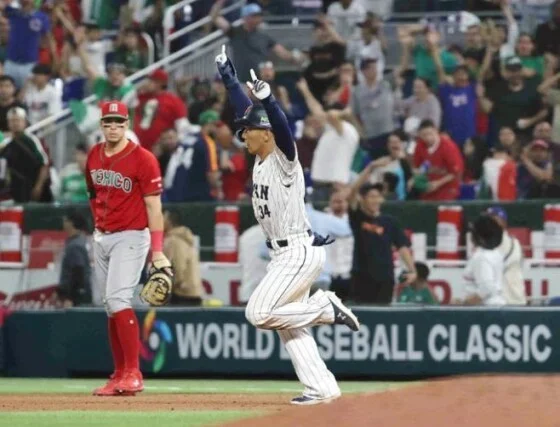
[253,183,271,219]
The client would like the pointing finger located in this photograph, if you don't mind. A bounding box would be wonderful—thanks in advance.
[222,44,226,56]
[246,82,254,91]
[249,68,258,82]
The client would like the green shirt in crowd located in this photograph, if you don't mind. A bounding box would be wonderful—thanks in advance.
[113,48,147,75]
[58,163,88,203]
[413,45,458,88]
[398,285,438,305]
[520,56,545,79]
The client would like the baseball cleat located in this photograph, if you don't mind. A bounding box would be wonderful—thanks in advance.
[114,370,144,394]
[93,372,130,396]
[326,291,360,332]
[291,393,341,406]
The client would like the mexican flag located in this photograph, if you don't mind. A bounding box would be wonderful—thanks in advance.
[70,77,137,137]
[481,158,517,201]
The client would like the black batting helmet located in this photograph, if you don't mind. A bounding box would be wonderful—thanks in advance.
[470,214,503,250]
[234,105,272,140]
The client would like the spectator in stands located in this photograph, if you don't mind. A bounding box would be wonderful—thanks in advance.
[456,214,505,306]
[481,144,517,201]
[239,224,268,304]
[297,78,359,201]
[516,33,545,79]
[0,76,25,133]
[2,0,51,88]
[411,119,464,201]
[259,61,292,115]
[345,170,416,305]
[367,129,412,201]
[83,24,112,77]
[479,56,547,142]
[397,25,457,89]
[57,143,89,203]
[22,64,61,126]
[397,262,437,305]
[463,136,488,183]
[0,107,52,203]
[325,190,354,301]
[56,210,92,308]
[163,210,203,306]
[326,0,365,41]
[303,15,347,105]
[0,15,9,65]
[517,139,555,199]
[59,24,88,80]
[221,134,249,202]
[486,206,527,305]
[156,128,179,176]
[539,71,560,144]
[295,114,321,171]
[495,126,521,160]
[347,16,385,81]
[135,69,195,152]
[323,61,356,108]
[429,31,477,147]
[210,1,303,84]
[398,78,442,129]
[163,110,220,202]
[463,15,485,62]
[534,0,560,55]
[113,28,147,74]
[350,58,395,159]
[184,77,213,125]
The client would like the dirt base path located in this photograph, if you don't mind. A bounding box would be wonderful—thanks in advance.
[225,375,560,427]
[0,393,291,413]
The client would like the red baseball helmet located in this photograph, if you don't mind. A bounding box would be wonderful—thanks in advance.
[101,101,129,120]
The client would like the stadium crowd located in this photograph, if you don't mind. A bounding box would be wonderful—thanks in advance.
[0,0,559,208]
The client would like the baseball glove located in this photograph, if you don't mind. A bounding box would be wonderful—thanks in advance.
[140,256,174,307]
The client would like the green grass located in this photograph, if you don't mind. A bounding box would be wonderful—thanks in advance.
[0,411,261,427]
[0,378,410,395]
[0,379,414,427]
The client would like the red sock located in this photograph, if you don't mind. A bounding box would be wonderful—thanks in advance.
[108,317,124,374]
[113,309,140,372]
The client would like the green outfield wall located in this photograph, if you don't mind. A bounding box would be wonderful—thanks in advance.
[24,200,549,260]
[2,307,558,377]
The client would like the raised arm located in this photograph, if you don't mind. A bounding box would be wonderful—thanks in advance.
[247,69,296,161]
[215,45,252,119]
[347,161,376,209]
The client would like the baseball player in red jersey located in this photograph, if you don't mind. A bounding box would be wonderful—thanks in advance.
[134,69,196,152]
[86,100,171,396]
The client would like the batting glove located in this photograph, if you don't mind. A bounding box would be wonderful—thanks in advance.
[246,69,271,100]
[215,44,238,87]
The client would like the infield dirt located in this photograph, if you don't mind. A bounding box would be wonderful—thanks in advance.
[2,375,559,426]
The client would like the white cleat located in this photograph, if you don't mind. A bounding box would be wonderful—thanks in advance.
[326,291,360,332]
[291,392,341,405]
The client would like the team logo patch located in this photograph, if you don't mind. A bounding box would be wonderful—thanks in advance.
[29,18,42,32]
[260,116,270,125]
[109,103,118,113]
[140,309,173,373]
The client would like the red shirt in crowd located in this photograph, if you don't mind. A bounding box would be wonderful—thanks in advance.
[134,91,187,151]
[413,134,464,201]
[222,152,248,201]
[85,140,162,232]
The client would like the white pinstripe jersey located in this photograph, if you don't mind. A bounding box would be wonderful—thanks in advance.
[252,147,310,240]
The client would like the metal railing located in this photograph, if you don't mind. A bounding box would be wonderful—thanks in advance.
[162,0,246,61]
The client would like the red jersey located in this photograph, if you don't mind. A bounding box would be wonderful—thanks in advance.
[413,134,464,201]
[222,152,248,201]
[134,91,187,151]
[85,140,162,232]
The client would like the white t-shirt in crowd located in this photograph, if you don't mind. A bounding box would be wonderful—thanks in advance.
[325,212,354,278]
[498,231,527,305]
[311,121,359,185]
[463,247,506,306]
[24,83,62,125]
[85,39,113,76]
[327,1,366,41]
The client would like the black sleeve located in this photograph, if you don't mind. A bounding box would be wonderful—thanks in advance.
[401,159,413,183]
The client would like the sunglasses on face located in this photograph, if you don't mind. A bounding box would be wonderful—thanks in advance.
[102,117,127,126]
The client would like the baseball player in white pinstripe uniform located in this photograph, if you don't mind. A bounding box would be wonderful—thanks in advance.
[216,45,360,405]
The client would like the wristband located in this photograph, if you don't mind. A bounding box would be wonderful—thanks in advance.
[150,230,164,252]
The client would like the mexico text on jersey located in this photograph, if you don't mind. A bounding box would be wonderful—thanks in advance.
[85,141,162,233]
